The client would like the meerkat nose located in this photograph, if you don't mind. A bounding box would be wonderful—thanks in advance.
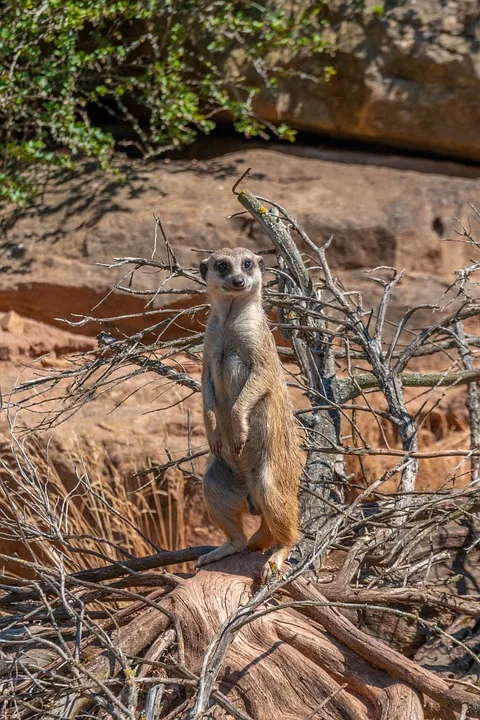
[231,276,245,288]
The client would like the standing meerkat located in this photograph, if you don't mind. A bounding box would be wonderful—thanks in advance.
[197,247,302,583]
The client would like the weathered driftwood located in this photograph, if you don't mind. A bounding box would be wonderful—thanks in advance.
[174,555,426,720]
[47,554,426,720]
[3,547,474,719]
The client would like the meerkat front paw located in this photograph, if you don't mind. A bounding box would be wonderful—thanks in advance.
[205,410,222,456]
[231,418,249,456]
[207,431,223,456]
[232,435,247,456]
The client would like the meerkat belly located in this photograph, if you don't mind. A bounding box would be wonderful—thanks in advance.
[242,392,293,470]
[213,348,249,408]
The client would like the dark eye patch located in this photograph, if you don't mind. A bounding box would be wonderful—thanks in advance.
[216,261,229,273]
[243,258,253,270]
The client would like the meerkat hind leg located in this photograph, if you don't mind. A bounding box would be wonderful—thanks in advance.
[247,516,273,552]
[253,477,298,584]
[197,506,247,567]
[197,458,248,569]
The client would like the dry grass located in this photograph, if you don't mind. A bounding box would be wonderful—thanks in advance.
[0,438,189,580]
[0,374,475,582]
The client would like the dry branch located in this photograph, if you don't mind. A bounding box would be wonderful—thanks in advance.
[288,576,480,715]
[237,188,346,561]
[2,186,480,719]
[0,546,216,604]
[338,367,480,403]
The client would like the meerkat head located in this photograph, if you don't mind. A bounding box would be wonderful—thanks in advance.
[200,247,265,299]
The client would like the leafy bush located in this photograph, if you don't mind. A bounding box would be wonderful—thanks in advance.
[0,0,334,205]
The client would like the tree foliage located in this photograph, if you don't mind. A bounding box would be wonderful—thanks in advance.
[0,0,333,205]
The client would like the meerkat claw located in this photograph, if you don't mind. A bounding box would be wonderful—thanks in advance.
[261,559,284,585]
[233,440,245,456]
[270,560,285,582]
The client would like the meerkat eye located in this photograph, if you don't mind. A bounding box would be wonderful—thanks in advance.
[216,262,228,273]
[243,259,252,270]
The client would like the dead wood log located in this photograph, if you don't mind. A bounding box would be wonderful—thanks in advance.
[288,575,480,717]
[166,554,425,720]
[0,545,215,604]
[36,554,430,720]
[7,550,480,719]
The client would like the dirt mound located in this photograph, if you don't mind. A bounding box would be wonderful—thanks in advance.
[0,310,96,363]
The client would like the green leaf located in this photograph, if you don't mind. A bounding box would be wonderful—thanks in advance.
[0,0,335,206]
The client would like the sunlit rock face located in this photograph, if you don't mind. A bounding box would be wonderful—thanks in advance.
[255,0,480,162]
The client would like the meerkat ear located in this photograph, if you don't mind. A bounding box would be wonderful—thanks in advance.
[256,255,265,274]
[199,259,209,280]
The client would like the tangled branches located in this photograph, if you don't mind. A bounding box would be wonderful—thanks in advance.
[2,179,480,718]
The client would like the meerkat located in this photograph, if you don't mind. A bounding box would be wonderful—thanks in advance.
[196,247,302,583]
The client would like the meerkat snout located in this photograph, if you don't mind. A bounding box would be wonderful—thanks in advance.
[230,275,245,289]
[200,247,264,297]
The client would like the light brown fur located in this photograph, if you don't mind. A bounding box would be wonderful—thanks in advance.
[196,247,302,583]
